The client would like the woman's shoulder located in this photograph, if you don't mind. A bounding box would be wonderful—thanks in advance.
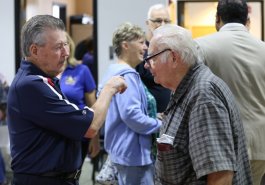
[76,63,88,69]
[75,64,92,73]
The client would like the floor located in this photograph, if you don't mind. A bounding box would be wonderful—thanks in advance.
[79,158,94,185]
[1,154,98,185]
[79,153,107,185]
[78,159,265,185]
[2,153,265,185]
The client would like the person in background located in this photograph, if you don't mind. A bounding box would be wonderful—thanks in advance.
[145,24,252,185]
[0,74,8,185]
[74,37,103,182]
[75,37,97,84]
[136,4,171,113]
[195,0,265,184]
[98,22,162,185]
[7,15,126,185]
[60,33,100,173]
[0,74,8,125]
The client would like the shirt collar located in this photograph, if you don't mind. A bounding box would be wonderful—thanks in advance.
[20,60,47,77]
[219,23,248,32]
[172,62,204,104]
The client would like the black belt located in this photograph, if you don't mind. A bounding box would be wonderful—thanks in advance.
[39,170,81,180]
[15,170,81,180]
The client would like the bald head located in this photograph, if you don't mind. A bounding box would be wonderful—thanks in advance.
[146,4,170,40]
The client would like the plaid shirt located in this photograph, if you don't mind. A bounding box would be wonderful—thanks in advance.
[155,63,252,185]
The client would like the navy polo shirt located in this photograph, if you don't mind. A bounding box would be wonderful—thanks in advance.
[7,60,94,174]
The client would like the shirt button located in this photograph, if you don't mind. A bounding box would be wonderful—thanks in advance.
[82,110,87,115]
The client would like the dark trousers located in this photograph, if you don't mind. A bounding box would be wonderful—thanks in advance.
[81,140,89,164]
[12,173,79,185]
[0,152,5,184]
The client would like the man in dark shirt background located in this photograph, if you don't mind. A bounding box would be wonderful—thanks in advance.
[136,4,171,113]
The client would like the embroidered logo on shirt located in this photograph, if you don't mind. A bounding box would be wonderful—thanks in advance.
[65,76,76,85]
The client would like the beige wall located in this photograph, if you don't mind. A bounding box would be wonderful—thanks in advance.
[178,0,265,38]
[24,0,265,39]
[182,1,263,39]
[76,0,93,16]
[25,0,92,32]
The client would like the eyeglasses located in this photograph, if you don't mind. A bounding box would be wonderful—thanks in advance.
[149,18,171,24]
[144,48,171,66]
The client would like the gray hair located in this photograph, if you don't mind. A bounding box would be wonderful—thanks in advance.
[152,24,198,66]
[112,22,145,57]
[147,4,167,19]
[21,15,65,57]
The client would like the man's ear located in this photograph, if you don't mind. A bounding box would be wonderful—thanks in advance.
[146,20,149,26]
[172,53,176,62]
[29,44,38,57]
[171,52,179,67]
[215,15,221,24]
[215,15,222,31]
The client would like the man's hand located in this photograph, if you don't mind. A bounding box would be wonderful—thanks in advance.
[88,133,100,158]
[84,76,127,139]
[104,76,127,95]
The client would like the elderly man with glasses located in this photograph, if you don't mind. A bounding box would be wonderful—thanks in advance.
[146,4,171,42]
[144,24,252,185]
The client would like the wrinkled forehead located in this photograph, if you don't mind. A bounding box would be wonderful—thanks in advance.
[150,8,170,19]
[42,29,67,44]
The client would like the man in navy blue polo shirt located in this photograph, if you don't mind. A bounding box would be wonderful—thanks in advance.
[7,15,127,185]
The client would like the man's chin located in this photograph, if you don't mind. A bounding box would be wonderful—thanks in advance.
[153,77,160,85]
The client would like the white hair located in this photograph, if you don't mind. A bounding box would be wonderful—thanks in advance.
[152,24,198,66]
[147,4,167,19]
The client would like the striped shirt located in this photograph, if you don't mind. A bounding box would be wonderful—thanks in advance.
[155,63,252,185]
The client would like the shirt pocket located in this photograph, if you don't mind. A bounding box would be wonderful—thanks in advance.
[156,140,190,183]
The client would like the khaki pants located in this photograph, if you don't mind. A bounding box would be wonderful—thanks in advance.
[250,160,265,185]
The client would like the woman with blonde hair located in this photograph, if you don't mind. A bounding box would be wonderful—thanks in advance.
[60,33,100,172]
[98,22,161,185]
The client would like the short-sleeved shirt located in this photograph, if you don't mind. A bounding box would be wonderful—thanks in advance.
[155,63,252,185]
[60,64,96,109]
[7,60,94,174]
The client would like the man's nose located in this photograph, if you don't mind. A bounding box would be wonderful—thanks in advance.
[161,21,166,26]
[62,45,70,57]
[144,61,150,70]
[143,43,148,50]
